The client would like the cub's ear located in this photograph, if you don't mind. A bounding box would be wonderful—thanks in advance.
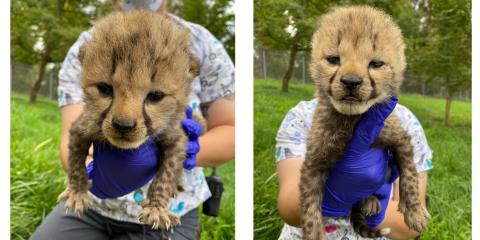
[78,44,86,64]
[188,54,200,80]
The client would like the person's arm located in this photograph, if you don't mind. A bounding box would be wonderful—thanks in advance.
[378,172,428,239]
[188,25,235,168]
[60,104,93,172]
[276,156,428,236]
[196,97,235,167]
[277,157,304,227]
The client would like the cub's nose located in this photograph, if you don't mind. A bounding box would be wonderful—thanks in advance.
[112,117,137,133]
[340,75,363,90]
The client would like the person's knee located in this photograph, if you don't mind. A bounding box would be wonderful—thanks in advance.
[171,209,200,240]
[30,203,107,240]
[30,204,66,240]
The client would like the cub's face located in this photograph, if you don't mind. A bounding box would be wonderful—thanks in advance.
[79,11,199,149]
[310,6,406,115]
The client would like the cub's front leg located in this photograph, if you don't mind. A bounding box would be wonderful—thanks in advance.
[57,115,92,214]
[300,156,329,240]
[139,127,187,230]
[376,116,430,233]
[300,127,342,240]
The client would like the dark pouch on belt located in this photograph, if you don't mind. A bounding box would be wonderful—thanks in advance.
[202,168,224,217]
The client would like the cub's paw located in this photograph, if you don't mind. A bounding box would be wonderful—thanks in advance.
[57,188,90,215]
[403,205,430,233]
[139,205,180,230]
[361,196,381,216]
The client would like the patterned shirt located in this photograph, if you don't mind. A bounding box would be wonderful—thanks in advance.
[275,99,433,240]
[57,13,234,223]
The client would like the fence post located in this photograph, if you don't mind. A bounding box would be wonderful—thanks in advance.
[422,79,426,95]
[10,60,13,92]
[48,71,53,99]
[30,68,35,88]
[302,53,306,84]
[262,48,267,80]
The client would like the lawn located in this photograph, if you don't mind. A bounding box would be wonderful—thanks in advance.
[10,92,235,240]
[254,79,471,239]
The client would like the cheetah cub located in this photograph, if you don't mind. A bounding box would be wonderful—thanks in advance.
[300,6,430,239]
[57,11,200,230]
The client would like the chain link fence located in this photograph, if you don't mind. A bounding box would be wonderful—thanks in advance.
[11,61,60,100]
[254,48,313,84]
[254,48,471,101]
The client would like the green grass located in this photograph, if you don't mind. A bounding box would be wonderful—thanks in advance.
[10,92,234,240]
[254,79,471,239]
[200,164,235,239]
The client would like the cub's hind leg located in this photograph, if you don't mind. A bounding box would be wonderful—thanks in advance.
[351,207,391,238]
[360,196,381,216]
[351,196,391,238]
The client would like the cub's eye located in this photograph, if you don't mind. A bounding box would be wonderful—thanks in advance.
[326,56,340,65]
[369,60,385,69]
[97,83,113,97]
[146,91,165,103]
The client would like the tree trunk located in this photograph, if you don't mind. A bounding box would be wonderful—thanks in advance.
[262,48,267,80]
[282,37,299,92]
[29,0,64,103]
[444,87,454,126]
[29,56,48,103]
[56,0,65,15]
[10,58,14,90]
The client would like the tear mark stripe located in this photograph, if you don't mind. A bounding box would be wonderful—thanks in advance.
[142,102,154,135]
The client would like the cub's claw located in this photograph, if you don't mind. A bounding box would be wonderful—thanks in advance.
[58,188,90,215]
[139,204,180,230]
[361,196,381,216]
[403,205,430,233]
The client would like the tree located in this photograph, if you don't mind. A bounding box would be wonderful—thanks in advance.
[170,0,235,61]
[407,0,471,125]
[11,0,112,103]
[255,0,329,92]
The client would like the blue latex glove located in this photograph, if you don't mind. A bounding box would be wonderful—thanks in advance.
[87,133,160,199]
[181,107,203,170]
[87,106,203,199]
[321,97,399,228]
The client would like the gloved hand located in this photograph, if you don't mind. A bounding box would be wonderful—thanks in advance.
[181,106,203,170]
[87,106,203,199]
[321,97,399,228]
[87,132,160,199]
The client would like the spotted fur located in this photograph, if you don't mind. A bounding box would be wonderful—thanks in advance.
[300,6,430,239]
[58,11,201,230]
